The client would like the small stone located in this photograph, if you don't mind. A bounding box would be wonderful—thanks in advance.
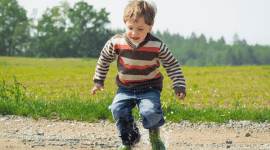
[245,133,251,137]
[227,145,231,148]
[226,140,233,144]
[37,132,44,136]
[31,145,45,148]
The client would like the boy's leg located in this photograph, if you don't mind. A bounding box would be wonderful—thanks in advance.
[108,88,140,147]
[136,87,166,150]
[136,87,165,129]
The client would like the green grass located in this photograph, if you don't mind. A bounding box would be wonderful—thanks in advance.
[1,56,270,123]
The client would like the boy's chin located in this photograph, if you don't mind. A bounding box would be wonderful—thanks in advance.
[132,39,143,44]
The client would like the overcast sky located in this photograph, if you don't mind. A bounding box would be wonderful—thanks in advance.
[17,0,270,46]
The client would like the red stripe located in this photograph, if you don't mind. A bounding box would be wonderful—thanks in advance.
[137,46,159,53]
[114,44,133,50]
[118,56,159,69]
[114,44,159,53]
[119,72,162,84]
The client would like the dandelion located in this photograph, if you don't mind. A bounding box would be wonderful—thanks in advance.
[171,111,174,114]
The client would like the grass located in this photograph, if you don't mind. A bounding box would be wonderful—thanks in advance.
[1,56,270,123]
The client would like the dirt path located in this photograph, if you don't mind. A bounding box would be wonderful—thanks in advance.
[1,115,270,150]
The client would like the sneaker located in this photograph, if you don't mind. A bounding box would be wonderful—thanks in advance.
[117,123,141,150]
[116,133,140,150]
[130,131,141,146]
[129,123,141,146]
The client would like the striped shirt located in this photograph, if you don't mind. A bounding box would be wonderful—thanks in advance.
[93,33,186,95]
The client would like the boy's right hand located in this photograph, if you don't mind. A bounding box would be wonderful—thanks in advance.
[91,85,104,96]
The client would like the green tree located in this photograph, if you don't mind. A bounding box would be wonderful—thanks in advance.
[0,0,30,56]
[68,1,112,57]
[34,1,70,57]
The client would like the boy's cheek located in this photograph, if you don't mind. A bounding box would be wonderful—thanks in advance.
[127,32,132,37]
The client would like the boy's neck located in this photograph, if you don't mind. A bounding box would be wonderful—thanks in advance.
[132,40,143,46]
[124,33,151,50]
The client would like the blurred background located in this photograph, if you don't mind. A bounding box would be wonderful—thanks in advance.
[1,0,270,66]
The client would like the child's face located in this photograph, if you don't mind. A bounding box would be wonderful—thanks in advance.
[125,17,153,44]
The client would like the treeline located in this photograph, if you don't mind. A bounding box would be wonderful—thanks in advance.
[153,31,270,66]
[1,0,270,66]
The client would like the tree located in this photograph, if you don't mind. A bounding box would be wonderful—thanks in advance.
[218,36,226,45]
[0,0,30,56]
[68,1,112,57]
[34,1,70,57]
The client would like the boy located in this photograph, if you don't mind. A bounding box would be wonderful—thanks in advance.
[91,0,186,149]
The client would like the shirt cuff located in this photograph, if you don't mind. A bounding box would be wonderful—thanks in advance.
[94,80,104,87]
[173,87,186,96]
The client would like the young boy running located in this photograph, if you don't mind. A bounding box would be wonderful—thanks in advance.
[91,0,186,149]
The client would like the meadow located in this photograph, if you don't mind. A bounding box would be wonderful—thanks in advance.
[0,56,269,123]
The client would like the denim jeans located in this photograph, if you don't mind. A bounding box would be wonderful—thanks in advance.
[108,87,165,145]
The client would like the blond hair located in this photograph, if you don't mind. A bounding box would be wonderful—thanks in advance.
[123,0,157,25]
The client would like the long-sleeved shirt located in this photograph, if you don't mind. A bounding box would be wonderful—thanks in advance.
[93,33,186,95]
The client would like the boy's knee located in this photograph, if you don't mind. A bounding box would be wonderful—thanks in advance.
[139,109,162,118]
[109,105,131,119]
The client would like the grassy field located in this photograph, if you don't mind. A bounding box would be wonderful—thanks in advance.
[1,56,270,123]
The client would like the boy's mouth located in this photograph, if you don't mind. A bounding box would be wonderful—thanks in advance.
[132,37,140,41]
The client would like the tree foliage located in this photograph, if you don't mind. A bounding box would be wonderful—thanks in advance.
[150,31,270,66]
[0,0,30,56]
[28,1,113,58]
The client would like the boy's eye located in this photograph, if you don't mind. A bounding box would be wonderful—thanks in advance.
[139,29,144,31]
[129,28,133,30]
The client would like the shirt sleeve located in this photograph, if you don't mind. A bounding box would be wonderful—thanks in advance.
[158,42,186,96]
[93,38,116,87]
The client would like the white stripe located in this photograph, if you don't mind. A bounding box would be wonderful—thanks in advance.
[120,56,158,66]
[166,55,176,64]
[173,80,186,84]
[96,65,109,71]
[93,74,106,80]
[172,77,185,83]
[114,38,128,45]
[119,69,159,81]
[144,41,162,48]
[97,62,110,68]
[167,66,182,72]
[168,70,183,77]
[173,84,186,88]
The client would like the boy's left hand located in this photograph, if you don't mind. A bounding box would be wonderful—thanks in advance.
[177,93,185,100]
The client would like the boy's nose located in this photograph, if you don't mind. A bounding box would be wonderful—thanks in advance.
[132,31,138,36]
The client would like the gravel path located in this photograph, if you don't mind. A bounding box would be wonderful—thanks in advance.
[1,115,270,150]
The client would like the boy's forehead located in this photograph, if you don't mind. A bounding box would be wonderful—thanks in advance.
[126,18,147,26]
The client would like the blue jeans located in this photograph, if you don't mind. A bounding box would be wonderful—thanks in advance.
[108,87,165,145]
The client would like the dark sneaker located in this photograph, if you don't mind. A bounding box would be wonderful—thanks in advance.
[129,123,141,146]
[118,122,141,150]
[130,131,141,146]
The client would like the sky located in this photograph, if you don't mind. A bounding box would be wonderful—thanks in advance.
[17,0,270,46]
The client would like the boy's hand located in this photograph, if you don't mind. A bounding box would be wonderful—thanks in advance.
[91,85,104,96]
[177,93,185,100]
